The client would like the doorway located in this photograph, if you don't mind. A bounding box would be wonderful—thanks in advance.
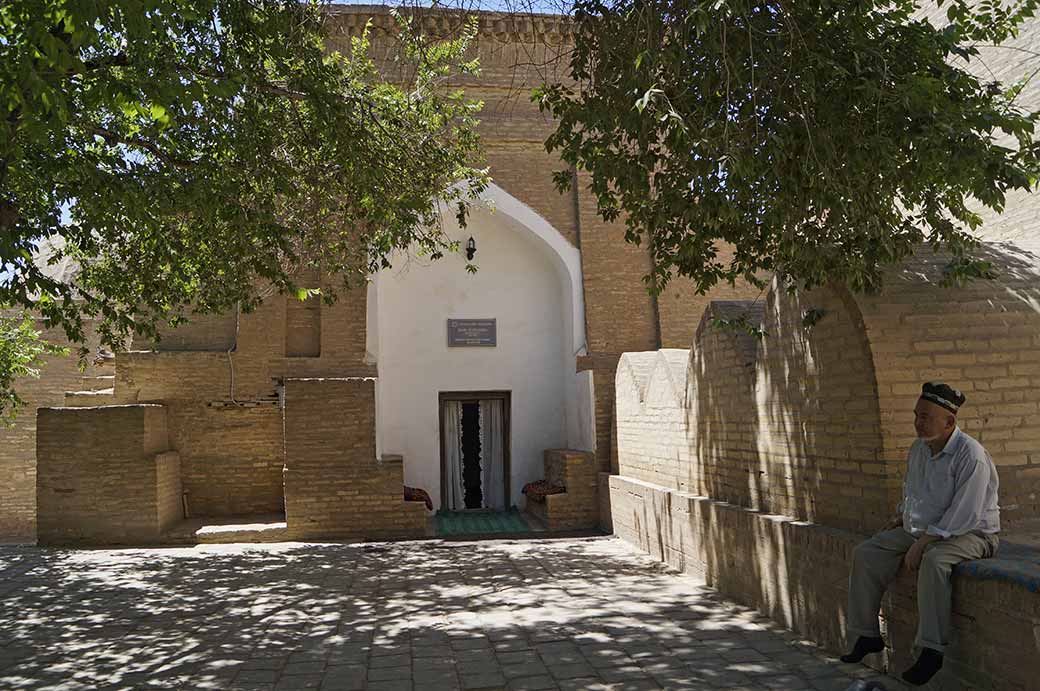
[439,391,511,511]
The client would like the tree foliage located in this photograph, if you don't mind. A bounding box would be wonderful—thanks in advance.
[0,310,67,425]
[1,0,487,352]
[537,0,1040,295]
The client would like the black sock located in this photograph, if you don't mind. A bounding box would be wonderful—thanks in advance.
[901,647,944,686]
[840,636,885,663]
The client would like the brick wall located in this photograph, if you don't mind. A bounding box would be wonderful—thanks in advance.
[36,404,179,545]
[133,312,237,352]
[611,241,1040,689]
[156,451,184,531]
[108,280,370,522]
[617,281,889,533]
[657,244,764,349]
[611,475,1040,691]
[858,246,1040,525]
[283,378,426,540]
[526,449,599,530]
[0,315,106,540]
[285,296,321,358]
[171,404,284,517]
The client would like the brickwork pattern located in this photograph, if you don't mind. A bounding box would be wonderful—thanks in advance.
[656,244,765,349]
[36,405,179,545]
[282,378,426,540]
[617,282,889,533]
[527,449,599,530]
[610,474,1040,691]
[858,247,1040,524]
[133,312,237,352]
[171,404,284,518]
[0,316,107,540]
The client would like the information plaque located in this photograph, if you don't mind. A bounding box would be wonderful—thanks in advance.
[447,319,497,347]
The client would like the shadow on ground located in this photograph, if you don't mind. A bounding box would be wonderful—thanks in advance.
[0,537,903,691]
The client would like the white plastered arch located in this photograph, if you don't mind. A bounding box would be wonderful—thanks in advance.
[366,182,588,362]
[477,182,587,358]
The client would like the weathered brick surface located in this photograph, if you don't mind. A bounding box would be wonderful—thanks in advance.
[0,315,107,540]
[171,404,284,517]
[617,282,889,533]
[285,296,321,358]
[133,312,236,352]
[283,378,425,540]
[36,404,180,545]
[611,242,1040,689]
[526,449,598,530]
[610,474,1040,691]
[858,247,1040,524]
[657,244,764,349]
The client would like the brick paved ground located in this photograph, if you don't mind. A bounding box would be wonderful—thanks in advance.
[0,536,906,691]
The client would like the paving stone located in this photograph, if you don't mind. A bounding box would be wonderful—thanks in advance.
[366,681,414,691]
[760,674,814,690]
[236,670,280,684]
[367,665,411,681]
[501,662,549,679]
[0,539,903,691]
[808,676,858,691]
[547,662,595,680]
[370,654,410,669]
[457,660,503,677]
[320,666,366,690]
[413,644,453,658]
[413,657,457,671]
[497,651,541,667]
[282,661,325,675]
[242,658,287,671]
[461,671,508,689]
[598,665,652,682]
[274,673,323,690]
[413,667,459,685]
[506,676,558,690]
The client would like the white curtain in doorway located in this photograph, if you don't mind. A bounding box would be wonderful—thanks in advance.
[479,399,506,510]
[443,401,465,510]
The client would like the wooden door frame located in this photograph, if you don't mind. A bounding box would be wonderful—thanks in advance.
[438,391,512,511]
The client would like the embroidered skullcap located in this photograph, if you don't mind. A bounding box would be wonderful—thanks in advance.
[920,381,966,415]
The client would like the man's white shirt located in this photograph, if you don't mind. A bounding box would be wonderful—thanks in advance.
[899,427,1000,538]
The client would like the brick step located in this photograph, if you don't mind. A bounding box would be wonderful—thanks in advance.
[79,375,115,391]
[163,515,289,545]
[63,389,116,407]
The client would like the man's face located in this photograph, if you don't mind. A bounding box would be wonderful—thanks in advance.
[914,399,954,442]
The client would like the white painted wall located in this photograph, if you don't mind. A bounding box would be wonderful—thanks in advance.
[374,202,584,510]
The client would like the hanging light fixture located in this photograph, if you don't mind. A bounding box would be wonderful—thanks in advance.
[465,236,476,261]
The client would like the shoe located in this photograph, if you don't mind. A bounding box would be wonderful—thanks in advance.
[901,647,943,686]
[840,636,885,663]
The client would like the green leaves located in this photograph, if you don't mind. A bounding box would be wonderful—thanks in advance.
[0,1,487,387]
[539,0,1040,298]
[0,310,68,425]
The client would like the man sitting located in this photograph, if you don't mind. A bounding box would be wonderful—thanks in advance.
[841,382,1000,686]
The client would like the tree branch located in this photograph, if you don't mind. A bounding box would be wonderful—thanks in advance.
[89,126,195,169]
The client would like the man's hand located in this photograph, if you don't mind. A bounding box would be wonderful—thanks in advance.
[903,535,941,572]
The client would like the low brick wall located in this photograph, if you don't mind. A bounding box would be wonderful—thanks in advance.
[283,378,426,540]
[0,315,106,541]
[610,475,1040,690]
[526,449,599,530]
[36,405,182,545]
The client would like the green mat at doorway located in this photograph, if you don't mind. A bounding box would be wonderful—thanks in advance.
[434,510,531,536]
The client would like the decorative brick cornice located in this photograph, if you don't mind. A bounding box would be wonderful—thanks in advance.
[324,4,576,44]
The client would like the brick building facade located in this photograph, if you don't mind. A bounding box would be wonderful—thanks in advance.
[2,6,759,544]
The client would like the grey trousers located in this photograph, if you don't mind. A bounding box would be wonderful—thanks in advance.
[846,528,999,652]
